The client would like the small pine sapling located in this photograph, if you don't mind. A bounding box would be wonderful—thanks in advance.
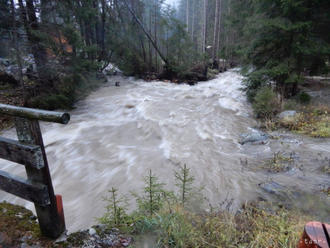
[99,187,130,229]
[174,164,195,207]
[136,169,165,216]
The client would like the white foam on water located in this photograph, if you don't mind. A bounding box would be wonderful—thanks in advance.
[1,69,328,231]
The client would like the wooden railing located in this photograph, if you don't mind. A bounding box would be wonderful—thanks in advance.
[0,104,70,238]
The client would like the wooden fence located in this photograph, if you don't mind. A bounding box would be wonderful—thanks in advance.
[0,103,70,238]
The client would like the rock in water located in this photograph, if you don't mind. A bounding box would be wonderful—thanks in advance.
[259,182,285,195]
[278,110,299,127]
[239,129,269,145]
[102,63,122,76]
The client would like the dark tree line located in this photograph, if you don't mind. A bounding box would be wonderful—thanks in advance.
[178,0,330,98]
[0,0,329,109]
[0,0,205,108]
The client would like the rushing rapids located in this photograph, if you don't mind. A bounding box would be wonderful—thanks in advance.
[0,70,329,231]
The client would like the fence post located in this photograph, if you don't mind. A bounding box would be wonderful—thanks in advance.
[15,117,65,238]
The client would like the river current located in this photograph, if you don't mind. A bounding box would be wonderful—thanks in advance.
[0,70,329,231]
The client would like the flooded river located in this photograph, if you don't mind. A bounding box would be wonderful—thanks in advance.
[0,70,329,232]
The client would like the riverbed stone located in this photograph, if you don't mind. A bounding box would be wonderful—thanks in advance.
[259,181,285,195]
[278,110,297,119]
[239,129,269,145]
[278,110,300,127]
[88,228,96,236]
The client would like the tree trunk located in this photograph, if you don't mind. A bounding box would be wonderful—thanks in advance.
[154,0,158,72]
[217,0,222,62]
[18,0,49,80]
[202,0,208,53]
[10,0,26,105]
[186,0,189,33]
[148,1,153,71]
[212,0,221,63]
[123,0,168,66]
[191,0,195,41]
[100,0,106,59]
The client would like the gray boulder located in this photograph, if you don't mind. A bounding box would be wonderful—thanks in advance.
[259,182,285,195]
[278,110,297,119]
[278,110,300,127]
[102,63,122,76]
[239,129,269,145]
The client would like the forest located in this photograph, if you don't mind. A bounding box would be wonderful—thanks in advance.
[0,0,328,110]
[0,0,330,247]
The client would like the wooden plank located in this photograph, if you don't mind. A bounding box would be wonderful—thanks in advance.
[0,170,50,206]
[312,222,329,248]
[0,137,44,169]
[323,223,330,247]
[304,221,329,248]
[15,117,65,238]
[0,103,70,124]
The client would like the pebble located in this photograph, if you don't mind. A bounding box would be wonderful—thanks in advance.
[88,228,96,236]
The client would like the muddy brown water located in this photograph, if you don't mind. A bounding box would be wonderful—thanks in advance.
[0,70,329,232]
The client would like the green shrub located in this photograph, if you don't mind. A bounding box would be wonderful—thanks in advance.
[283,99,299,110]
[99,167,309,247]
[243,70,269,102]
[297,92,311,104]
[98,187,133,232]
[28,94,73,110]
[135,170,165,217]
[252,86,280,119]
[174,164,194,207]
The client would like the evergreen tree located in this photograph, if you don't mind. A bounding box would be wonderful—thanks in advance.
[242,0,330,99]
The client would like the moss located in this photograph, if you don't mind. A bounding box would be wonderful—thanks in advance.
[0,202,40,244]
[64,231,87,246]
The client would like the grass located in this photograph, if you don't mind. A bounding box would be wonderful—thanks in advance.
[253,87,330,137]
[266,101,330,137]
[261,152,294,173]
[127,201,307,248]
[287,106,330,138]
[321,164,330,175]
[99,168,310,248]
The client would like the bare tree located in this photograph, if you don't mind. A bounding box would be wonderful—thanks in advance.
[212,0,221,63]
[123,0,168,66]
[186,0,189,33]
[202,0,208,53]
[10,0,25,104]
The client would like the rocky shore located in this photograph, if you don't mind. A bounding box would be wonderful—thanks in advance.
[0,202,132,248]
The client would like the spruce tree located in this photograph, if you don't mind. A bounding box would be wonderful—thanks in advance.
[243,0,330,99]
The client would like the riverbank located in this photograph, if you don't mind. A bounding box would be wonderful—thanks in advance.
[251,75,330,138]
[0,70,329,247]
[0,202,132,248]
[0,198,309,247]
[0,72,108,131]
